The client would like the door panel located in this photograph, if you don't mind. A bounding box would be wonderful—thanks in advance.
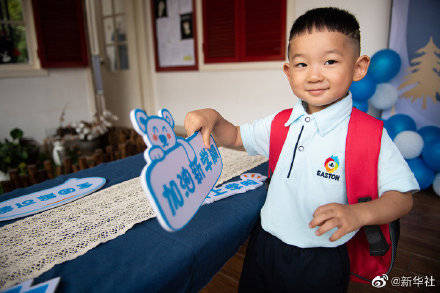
[96,0,142,127]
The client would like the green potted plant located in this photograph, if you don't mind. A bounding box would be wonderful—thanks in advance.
[0,128,45,180]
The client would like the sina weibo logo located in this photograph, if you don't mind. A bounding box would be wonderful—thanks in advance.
[316,155,341,181]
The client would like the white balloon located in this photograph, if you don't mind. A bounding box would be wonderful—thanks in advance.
[393,131,424,159]
[369,83,398,110]
[433,173,440,197]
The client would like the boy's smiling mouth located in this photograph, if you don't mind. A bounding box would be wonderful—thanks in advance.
[307,88,328,96]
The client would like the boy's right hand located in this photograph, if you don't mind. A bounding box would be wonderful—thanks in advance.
[184,108,220,148]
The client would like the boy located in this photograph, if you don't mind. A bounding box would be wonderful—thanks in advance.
[185,7,419,292]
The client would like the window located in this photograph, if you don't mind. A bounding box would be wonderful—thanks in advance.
[0,0,28,65]
[0,0,43,77]
[32,0,89,68]
[202,0,286,64]
[100,0,129,72]
[0,0,90,77]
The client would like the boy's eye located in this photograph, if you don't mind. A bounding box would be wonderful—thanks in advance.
[325,60,337,65]
[295,63,307,68]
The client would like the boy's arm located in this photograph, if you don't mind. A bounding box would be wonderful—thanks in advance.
[184,108,244,150]
[309,190,413,242]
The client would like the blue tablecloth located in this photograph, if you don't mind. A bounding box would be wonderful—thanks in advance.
[1,153,268,292]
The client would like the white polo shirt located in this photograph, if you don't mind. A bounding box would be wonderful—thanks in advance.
[240,93,419,248]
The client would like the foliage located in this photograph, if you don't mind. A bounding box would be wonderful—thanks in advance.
[0,128,47,175]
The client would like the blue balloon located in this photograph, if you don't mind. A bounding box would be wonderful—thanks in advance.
[407,158,435,190]
[350,75,376,101]
[368,49,401,83]
[384,114,416,139]
[422,138,440,172]
[352,99,369,112]
[418,126,440,145]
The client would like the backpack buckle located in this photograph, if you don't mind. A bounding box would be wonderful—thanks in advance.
[358,197,390,256]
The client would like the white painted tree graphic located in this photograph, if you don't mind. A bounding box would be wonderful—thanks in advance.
[399,37,440,109]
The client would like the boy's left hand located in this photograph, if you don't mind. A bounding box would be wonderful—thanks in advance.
[309,203,363,242]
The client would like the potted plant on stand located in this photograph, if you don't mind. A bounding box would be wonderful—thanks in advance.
[52,108,118,165]
[0,128,48,183]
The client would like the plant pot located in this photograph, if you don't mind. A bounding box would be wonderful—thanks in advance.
[66,136,105,156]
[0,170,10,182]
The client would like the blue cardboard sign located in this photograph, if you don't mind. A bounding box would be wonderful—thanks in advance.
[0,177,106,221]
[130,108,223,231]
[0,277,60,293]
[204,173,267,204]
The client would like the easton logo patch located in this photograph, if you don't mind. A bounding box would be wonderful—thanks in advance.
[316,155,340,181]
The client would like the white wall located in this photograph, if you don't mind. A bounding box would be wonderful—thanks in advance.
[149,0,392,128]
[155,69,293,127]
[0,69,94,143]
[295,0,392,56]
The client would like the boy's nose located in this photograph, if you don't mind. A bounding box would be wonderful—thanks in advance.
[307,65,324,82]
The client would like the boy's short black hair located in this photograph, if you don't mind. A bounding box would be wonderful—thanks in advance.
[287,7,360,58]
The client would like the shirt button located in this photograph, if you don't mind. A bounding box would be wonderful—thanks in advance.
[305,117,311,123]
[298,146,304,151]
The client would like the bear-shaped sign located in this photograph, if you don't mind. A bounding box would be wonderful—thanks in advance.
[130,108,222,231]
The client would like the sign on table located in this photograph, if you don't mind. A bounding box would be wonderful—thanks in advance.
[204,173,267,204]
[0,177,106,221]
[130,108,222,231]
[0,277,60,293]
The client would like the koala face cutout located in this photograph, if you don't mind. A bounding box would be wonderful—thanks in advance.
[130,108,177,152]
[146,118,176,151]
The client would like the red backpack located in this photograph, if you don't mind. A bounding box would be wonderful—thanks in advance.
[268,107,398,283]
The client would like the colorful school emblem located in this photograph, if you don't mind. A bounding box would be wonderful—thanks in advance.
[130,108,222,232]
[324,155,339,173]
[317,155,341,182]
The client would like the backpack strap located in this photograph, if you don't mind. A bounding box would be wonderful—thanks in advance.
[268,109,293,178]
[346,107,393,282]
[345,107,383,204]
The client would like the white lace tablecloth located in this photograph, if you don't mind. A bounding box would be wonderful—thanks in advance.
[0,147,267,289]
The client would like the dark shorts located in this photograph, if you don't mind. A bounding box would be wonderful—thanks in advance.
[238,221,350,293]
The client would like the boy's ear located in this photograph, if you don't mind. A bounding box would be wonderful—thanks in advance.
[353,55,370,81]
[283,62,292,80]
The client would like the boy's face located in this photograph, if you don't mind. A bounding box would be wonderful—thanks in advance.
[283,29,369,114]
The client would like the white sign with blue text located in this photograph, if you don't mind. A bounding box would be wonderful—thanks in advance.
[0,177,106,221]
[0,277,60,293]
[204,173,267,204]
[130,108,223,232]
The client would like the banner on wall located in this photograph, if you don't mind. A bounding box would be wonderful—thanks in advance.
[382,0,440,127]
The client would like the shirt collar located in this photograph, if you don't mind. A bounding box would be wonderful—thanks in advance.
[284,92,353,137]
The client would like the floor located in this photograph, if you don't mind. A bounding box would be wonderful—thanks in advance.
[200,188,440,292]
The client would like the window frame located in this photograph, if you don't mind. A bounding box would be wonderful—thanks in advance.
[0,0,46,78]
[99,0,130,72]
[199,0,288,70]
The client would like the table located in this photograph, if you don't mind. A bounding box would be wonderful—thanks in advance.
[0,153,268,292]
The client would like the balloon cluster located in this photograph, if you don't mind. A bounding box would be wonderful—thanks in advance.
[384,115,440,195]
[350,49,440,196]
[350,49,402,112]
